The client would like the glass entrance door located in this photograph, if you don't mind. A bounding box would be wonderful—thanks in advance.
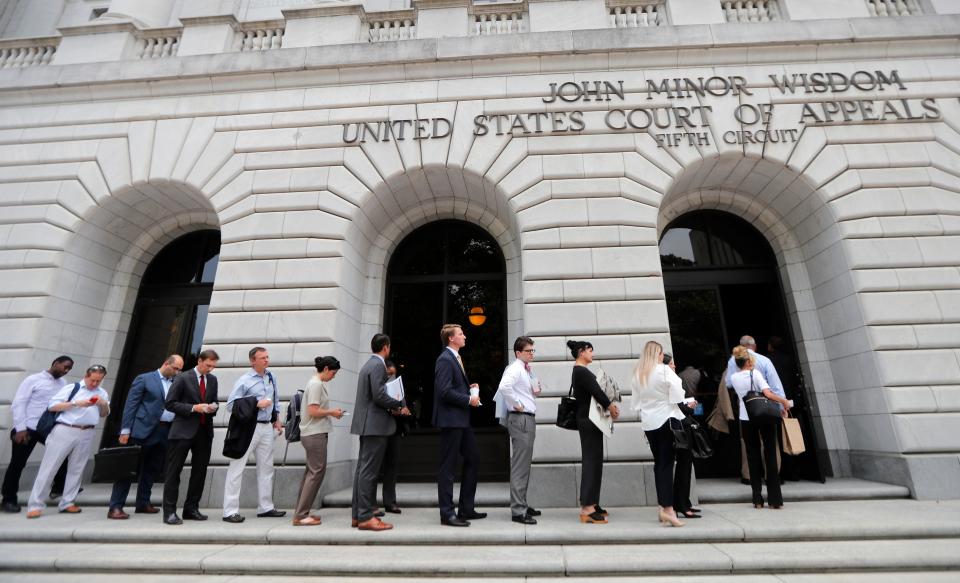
[385,220,509,481]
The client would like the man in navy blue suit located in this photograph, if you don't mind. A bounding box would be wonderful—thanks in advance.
[107,354,183,519]
[433,324,483,527]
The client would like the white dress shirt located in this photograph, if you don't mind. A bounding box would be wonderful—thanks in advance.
[496,358,537,414]
[50,381,110,427]
[11,371,67,432]
[631,363,686,431]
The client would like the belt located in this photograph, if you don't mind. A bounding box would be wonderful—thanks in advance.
[509,411,536,417]
[57,422,95,430]
[257,420,271,424]
[159,421,172,426]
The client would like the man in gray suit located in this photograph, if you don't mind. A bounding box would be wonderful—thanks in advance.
[350,334,407,531]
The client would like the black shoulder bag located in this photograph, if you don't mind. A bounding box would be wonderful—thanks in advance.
[35,382,82,444]
[743,371,780,424]
[556,382,578,430]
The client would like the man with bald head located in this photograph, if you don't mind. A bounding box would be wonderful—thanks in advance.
[108,355,184,519]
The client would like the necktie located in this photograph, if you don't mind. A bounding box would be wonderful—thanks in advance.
[199,374,207,425]
[456,354,465,374]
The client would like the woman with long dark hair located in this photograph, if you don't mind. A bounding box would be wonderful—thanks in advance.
[567,340,620,523]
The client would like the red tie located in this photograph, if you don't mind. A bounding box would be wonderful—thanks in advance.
[199,374,207,425]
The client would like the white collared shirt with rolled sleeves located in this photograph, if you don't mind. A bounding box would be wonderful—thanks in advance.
[50,382,110,427]
[12,371,67,432]
[497,359,537,414]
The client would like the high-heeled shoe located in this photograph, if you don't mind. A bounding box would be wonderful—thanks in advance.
[680,510,701,519]
[579,511,608,524]
[658,509,684,527]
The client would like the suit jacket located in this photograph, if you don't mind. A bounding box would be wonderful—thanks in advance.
[223,396,258,459]
[432,348,472,428]
[350,355,403,437]
[165,370,219,441]
[121,370,169,441]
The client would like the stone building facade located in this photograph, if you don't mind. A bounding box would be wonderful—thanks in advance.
[0,0,958,505]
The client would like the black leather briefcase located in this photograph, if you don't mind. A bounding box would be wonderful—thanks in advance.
[91,445,142,483]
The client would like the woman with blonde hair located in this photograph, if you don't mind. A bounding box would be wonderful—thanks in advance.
[729,345,792,509]
[630,340,686,527]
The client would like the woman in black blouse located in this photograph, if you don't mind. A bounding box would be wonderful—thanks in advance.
[568,340,620,523]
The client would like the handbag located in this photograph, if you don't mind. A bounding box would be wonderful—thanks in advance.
[669,417,690,449]
[781,412,806,455]
[686,417,714,459]
[34,382,82,444]
[555,383,578,430]
[743,372,780,424]
[91,445,142,483]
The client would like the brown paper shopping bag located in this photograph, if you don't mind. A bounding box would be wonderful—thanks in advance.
[781,413,806,455]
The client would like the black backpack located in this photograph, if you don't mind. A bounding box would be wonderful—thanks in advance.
[283,389,305,443]
[35,382,82,444]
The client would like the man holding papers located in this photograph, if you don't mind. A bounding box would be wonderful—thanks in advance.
[350,334,407,531]
[495,336,542,525]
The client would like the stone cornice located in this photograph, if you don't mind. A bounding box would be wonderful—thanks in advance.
[414,0,472,10]
[3,15,958,101]
[282,3,367,20]
[57,20,139,37]
[177,14,241,29]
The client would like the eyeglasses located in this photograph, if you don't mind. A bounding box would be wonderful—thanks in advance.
[521,349,536,354]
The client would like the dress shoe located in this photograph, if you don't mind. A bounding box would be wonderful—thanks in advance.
[164,514,183,525]
[457,510,487,520]
[59,505,81,514]
[135,504,160,514]
[292,516,321,526]
[351,518,358,528]
[441,516,470,527]
[526,507,541,517]
[385,504,402,514]
[373,509,385,518]
[183,509,208,521]
[357,517,393,531]
[1,501,21,513]
[257,509,286,518]
[512,514,537,525]
[107,508,130,520]
[222,513,245,523]
[26,509,42,519]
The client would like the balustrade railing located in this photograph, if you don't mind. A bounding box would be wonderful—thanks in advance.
[236,22,285,51]
[865,0,922,16]
[608,1,665,28]
[721,0,781,22]
[0,39,57,68]
[474,4,528,35]
[136,30,180,59]
[367,10,417,42]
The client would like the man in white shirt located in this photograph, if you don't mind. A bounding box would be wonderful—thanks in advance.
[2,356,74,513]
[496,336,542,524]
[26,364,110,518]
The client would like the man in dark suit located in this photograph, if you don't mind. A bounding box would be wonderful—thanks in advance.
[108,354,184,519]
[162,349,220,525]
[350,334,406,531]
[434,324,483,527]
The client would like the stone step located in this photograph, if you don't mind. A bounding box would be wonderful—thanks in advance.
[1,538,958,577]
[4,500,958,547]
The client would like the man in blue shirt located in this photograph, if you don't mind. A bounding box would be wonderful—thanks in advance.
[222,347,284,523]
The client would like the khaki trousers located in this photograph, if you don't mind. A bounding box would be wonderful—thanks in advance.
[294,433,328,520]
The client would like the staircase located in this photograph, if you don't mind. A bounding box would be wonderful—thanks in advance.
[0,483,958,580]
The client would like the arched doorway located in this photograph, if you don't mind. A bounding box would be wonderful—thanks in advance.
[102,229,221,443]
[384,220,509,481]
[659,211,823,481]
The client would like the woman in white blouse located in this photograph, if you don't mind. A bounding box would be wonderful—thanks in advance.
[728,345,792,509]
[630,341,686,527]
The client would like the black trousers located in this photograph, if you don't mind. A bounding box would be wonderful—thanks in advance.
[162,431,212,517]
[110,424,169,510]
[352,435,388,522]
[645,422,676,508]
[380,431,401,507]
[2,429,66,504]
[741,420,783,506]
[577,418,604,507]
[437,427,478,519]
[673,445,694,513]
